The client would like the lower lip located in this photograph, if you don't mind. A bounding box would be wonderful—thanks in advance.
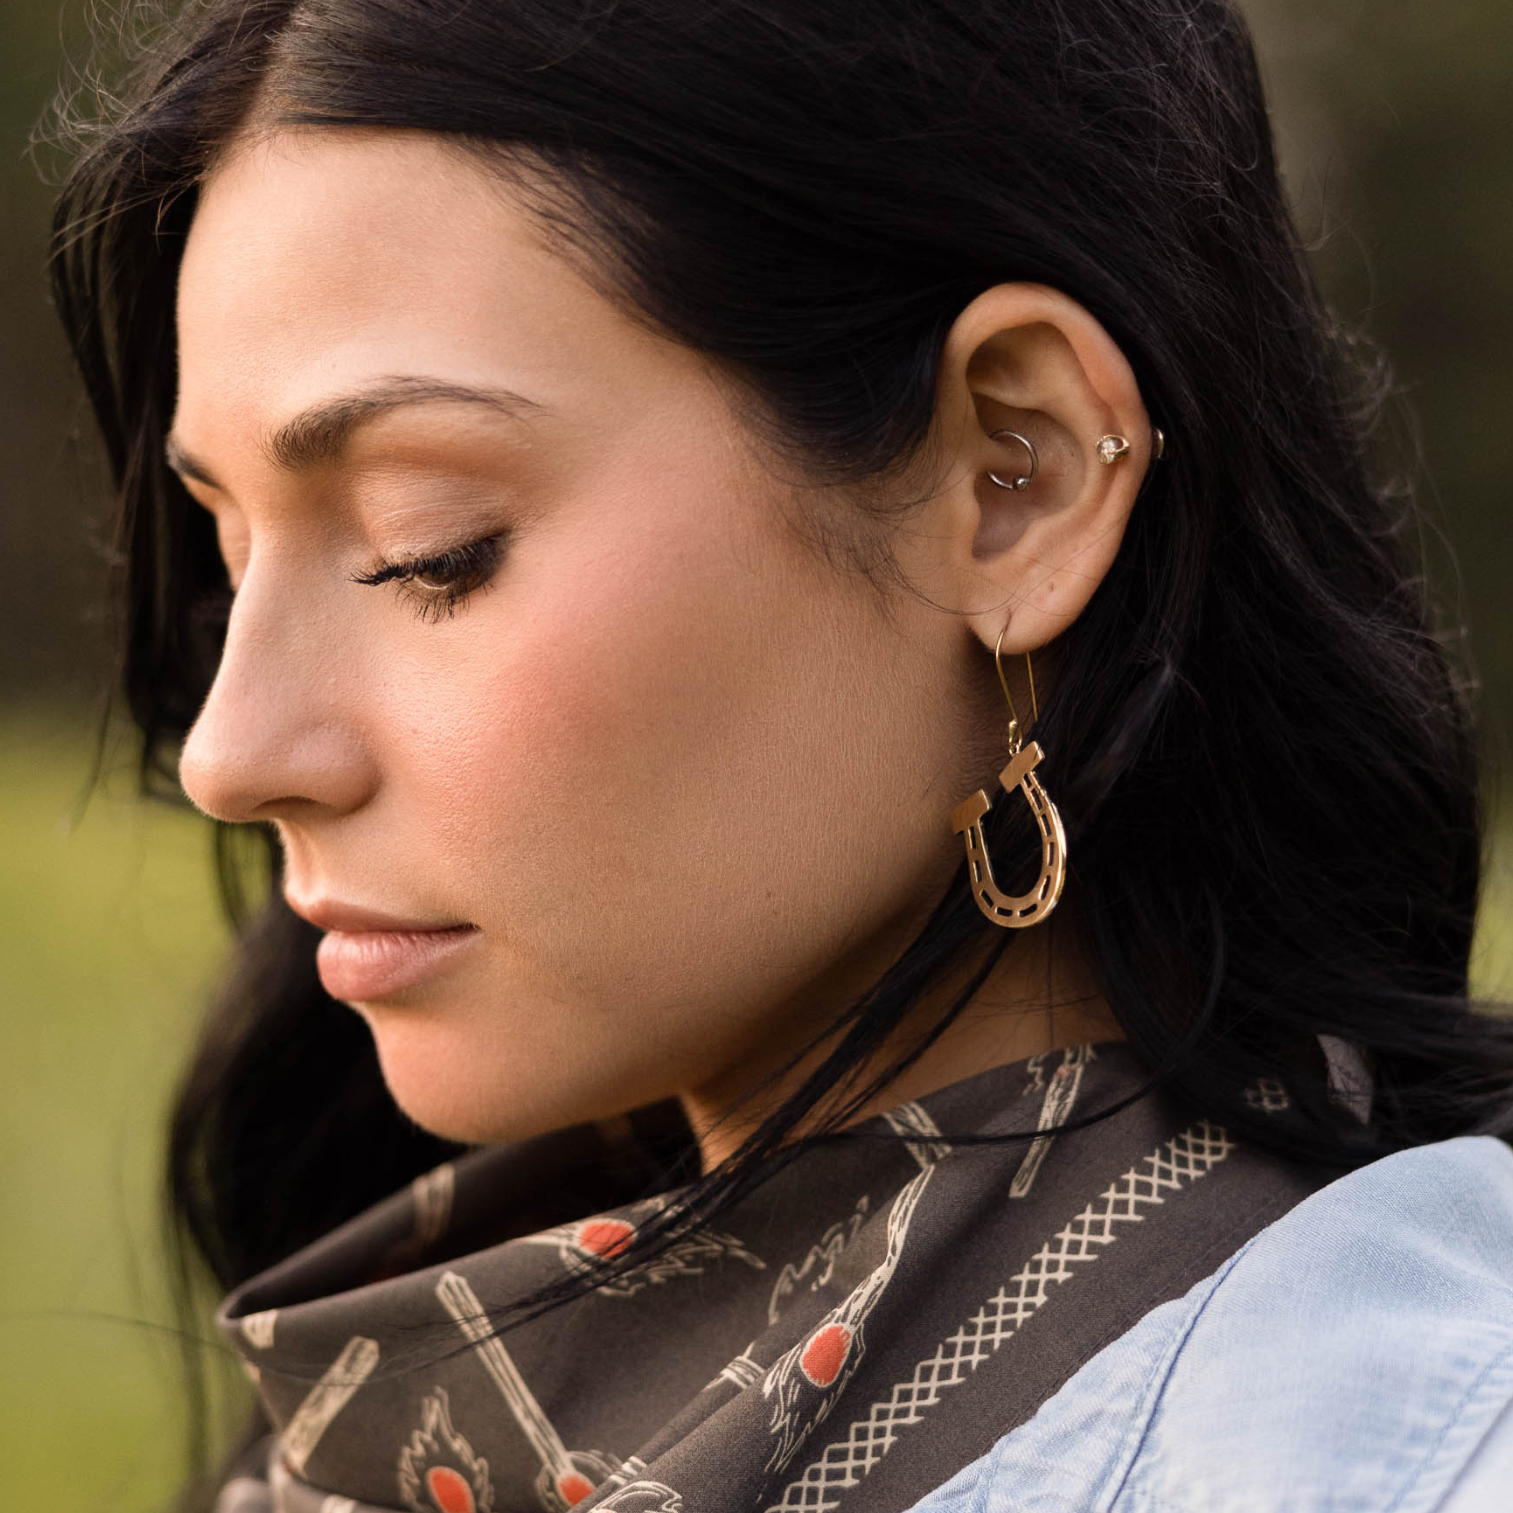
[316,926,480,1001]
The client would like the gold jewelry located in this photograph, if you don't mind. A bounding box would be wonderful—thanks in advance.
[949,628,1068,929]
[987,429,1038,492]
[1098,429,1167,465]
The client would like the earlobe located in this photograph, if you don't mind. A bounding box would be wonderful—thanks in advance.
[921,283,1156,658]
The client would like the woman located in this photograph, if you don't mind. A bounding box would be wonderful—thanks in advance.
[48,0,1513,1509]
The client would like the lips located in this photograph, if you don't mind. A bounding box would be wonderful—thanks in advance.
[291,898,480,1001]
[315,925,479,1000]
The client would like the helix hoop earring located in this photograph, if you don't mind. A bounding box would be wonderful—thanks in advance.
[987,429,1038,492]
[949,628,1068,929]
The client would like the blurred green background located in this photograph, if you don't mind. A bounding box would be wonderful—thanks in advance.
[1,0,1510,1507]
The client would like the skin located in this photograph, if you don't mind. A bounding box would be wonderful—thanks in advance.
[173,128,1154,1167]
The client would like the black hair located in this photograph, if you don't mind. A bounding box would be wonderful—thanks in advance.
[47,0,1513,1500]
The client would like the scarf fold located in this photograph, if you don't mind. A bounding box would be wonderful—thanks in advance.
[216,1043,1317,1513]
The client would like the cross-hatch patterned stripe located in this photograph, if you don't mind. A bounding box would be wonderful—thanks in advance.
[767,1122,1236,1513]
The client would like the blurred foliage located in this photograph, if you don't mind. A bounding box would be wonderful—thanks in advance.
[0,2,104,699]
[0,0,1511,1507]
[0,714,231,1505]
[1247,0,1513,771]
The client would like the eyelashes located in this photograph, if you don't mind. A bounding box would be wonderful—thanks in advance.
[351,532,508,623]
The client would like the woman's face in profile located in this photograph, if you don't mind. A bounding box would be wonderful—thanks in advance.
[171,128,985,1147]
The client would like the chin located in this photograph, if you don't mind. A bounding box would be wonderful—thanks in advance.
[355,1004,523,1144]
[354,997,621,1147]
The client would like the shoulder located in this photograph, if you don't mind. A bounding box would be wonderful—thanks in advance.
[911,1136,1513,1513]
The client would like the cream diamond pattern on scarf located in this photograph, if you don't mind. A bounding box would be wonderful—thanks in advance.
[768,1122,1236,1512]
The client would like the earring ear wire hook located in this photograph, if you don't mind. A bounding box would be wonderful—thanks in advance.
[994,623,1038,746]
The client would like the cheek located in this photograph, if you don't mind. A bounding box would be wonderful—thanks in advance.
[378,445,957,1024]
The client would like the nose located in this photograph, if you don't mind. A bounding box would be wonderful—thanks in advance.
[178,565,379,825]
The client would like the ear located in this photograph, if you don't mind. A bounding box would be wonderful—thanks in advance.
[907,283,1154,658]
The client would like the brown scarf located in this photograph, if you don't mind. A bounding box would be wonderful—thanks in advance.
[215,1044,1317,1513]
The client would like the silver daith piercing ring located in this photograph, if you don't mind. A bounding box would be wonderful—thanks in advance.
[987,429,1038,492]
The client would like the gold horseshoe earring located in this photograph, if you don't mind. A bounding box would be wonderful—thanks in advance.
[949,627,1068,929]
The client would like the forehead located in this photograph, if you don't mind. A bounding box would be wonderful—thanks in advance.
[173,128,667,444]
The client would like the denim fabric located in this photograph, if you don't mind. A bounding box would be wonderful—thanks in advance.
[908,1136,1513,1513]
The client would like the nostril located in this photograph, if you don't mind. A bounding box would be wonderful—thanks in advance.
[177,733,263,824]
[182,745,378,825]
[179,702,378,825]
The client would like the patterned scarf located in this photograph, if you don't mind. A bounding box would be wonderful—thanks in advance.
[214,1043,1316,1513]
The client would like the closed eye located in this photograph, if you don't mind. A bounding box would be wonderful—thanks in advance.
[352,532,507,622]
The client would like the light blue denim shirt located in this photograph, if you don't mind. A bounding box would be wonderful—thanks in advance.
[909,1136,1513,1513]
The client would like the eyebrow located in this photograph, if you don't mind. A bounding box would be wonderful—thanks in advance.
[164,376,540,487]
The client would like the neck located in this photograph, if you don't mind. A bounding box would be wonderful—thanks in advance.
[681,900,1122,1170]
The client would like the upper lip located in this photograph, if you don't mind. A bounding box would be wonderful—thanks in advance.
[286,896,475,934]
